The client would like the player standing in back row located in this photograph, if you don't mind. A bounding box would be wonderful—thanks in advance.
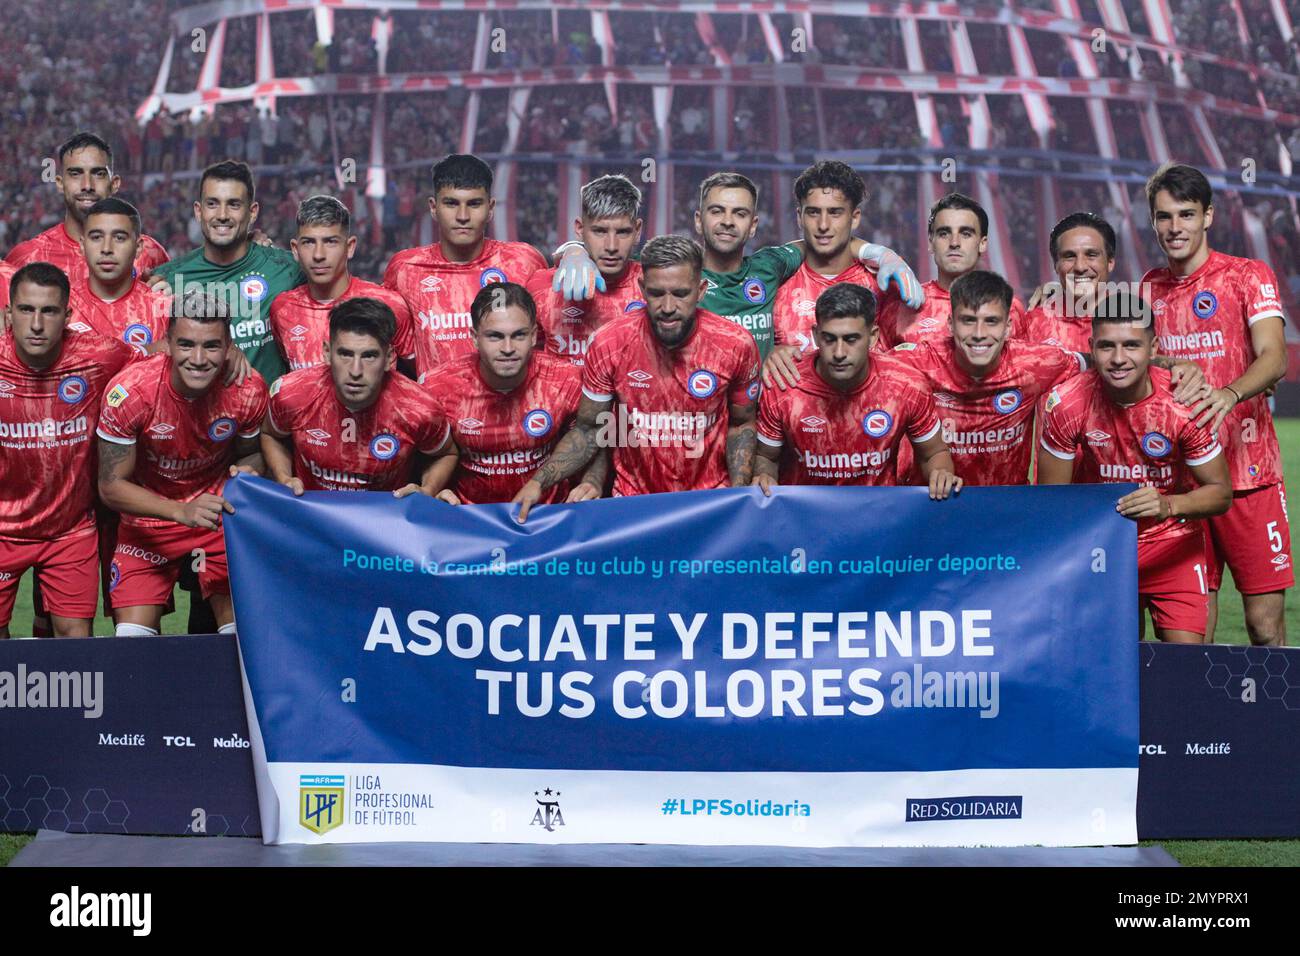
[1141,163,1290,645]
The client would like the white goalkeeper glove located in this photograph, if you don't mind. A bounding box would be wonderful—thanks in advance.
[858,243,925,309]
[551,241,605,301]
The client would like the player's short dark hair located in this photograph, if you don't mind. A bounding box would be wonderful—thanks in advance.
[949,270,1013,317]
[698,171,758,211]
[57,132,113,168]
[10,262,71,309]
[297,195,350,232]
[639,235,704,280]
[85,197,141,235]
[1145,162,1212,216]
[1090,290,1154,337]
[432,154,493,197]
[1049,211,1117,261]
[793,160,864,209]
[329,297,396,348]
[199,160,256,204]
[170,289,231,336]
[927,193,988,237]
[469,281,536,330]
[814,282,877,328]
[581,174,641,221]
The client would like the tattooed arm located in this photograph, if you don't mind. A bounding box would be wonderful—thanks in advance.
[512,394,611,522]
[97,437,230,529]
[725,400,757,487]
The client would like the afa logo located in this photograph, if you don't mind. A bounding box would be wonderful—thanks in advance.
[208,417,237,442]
[625,300,645,312]
[479,267,508,287]
[522,409,553,438]
[123,324,153,347]
[530,788,565,832]
[863,409,894,438]
[746,380,761,401]
[299,774,346,835]
[239,274,268,302]
[370,433,400,460]
[1192,290,1218,320]
[687,369,718,399]
[1141,431,1172,458]
[57,376,88,404]
[992,389,1023,414]
[743,278,767,304]
[108,561,120,593]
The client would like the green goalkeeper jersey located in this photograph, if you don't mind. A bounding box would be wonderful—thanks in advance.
[699,243,803,360]
[155,243,305,382]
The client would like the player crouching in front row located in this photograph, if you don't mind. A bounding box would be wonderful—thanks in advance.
[97,291,269,637]
[1037,293,1231,642]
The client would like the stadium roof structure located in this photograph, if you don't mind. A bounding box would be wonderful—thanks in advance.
[137,0,1299,331]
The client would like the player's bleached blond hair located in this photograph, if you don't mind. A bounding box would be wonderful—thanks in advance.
[581,175,642,222]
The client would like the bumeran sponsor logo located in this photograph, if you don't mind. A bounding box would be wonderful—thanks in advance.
[0,666,102,718]
[50,886,151,936]
[0,416,89,440]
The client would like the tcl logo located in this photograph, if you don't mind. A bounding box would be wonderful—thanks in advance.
[1139,744,1166,755]
[163,736,196,747]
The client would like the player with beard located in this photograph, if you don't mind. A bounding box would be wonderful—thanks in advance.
[152,161,305,383]
[262,297,453,496]
[1140,162,1291,645]
[527,175,645,368]
[0,264,138,637]
[753,282,959,497]
[874,193,1024,349]
[423,282,594,504]
[5,132,168,283]
[270,196,416,373]
[96,291,268,637]
[1038,293,1232,643]
[512,236,761,520]
[1020,212,1120,351]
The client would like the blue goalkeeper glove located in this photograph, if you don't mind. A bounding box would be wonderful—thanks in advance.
[858,243,924,309]
[552,242,605,301]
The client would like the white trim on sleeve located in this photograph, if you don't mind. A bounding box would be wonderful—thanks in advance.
[95,429,136,445]
[1185,443,1222,468]
[1040,437,1076,461]
[913,420,941,444]
[756,432,784,448]
[1247,308,1284,327]
[581,387,614,403]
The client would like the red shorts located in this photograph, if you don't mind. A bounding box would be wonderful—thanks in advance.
[1204,483,1294,595]
[1139,529,1208,635]
[0,525,99,624]
[109,521,229,609]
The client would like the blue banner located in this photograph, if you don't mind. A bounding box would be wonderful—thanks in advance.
[225,476,1139,846]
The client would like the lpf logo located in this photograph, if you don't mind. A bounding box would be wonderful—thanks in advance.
[208,417,237,442]
[530,788,566,832]
[370,433,400,460]
[1141,431,1171,458]
[299,774,346,834]
[687,370,718,399]
[522,409,553,438]
[992,389,1022,414]
[58,376,88,404]
[863,409,893,438]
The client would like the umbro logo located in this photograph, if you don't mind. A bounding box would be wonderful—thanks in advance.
[800,415,827,430]
[933,391,957,406]
[290,324,308,337]
[67,321,92,333]
[1272,554,1291,570]
[794,299,817,317]
[421,276,443,293]
[458,417,484,431]
[148,423,175,438]
[306,428,331,442]
[0,380,14,395]
[562,306,584,319]
[628,370,652,382]
[1085,430,1111,443]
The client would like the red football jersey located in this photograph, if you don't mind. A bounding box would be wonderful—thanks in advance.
[383,238,548,375]
[528,262,645,368]
[96,354,268,527]
[1040,366,1222,543]
[772,260,898,353]
[268,365,449,492]
[5,223,169,284]
[1017,302,1093,353]
[1142,250,1285,490]
[901,338,1083,485]
[0,261,14,311]
[269,276,416,372]
[875,279,1025,351]
[757,352,940,485]
[583,308,761,496]
[422,352,582,503]
[0,326,137,540]
[68,277,170,352]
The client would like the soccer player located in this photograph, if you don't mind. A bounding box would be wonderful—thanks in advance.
[96,291,269,636]
[1038,294,1232,643]
[753,283,960,498]
[5,132,168,283]
[423,282,596,504]
[1019,212,1119,351]
[527,175,645,368]
[270,196,416,373]
[384,154,590,376]
[68,198,169,351]
[1141,162,1290,645]
[0,263,137,638]
[263,297,453,495]
[874,193,1025,350]
[512,236,761,520]
[152,160,305,383]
